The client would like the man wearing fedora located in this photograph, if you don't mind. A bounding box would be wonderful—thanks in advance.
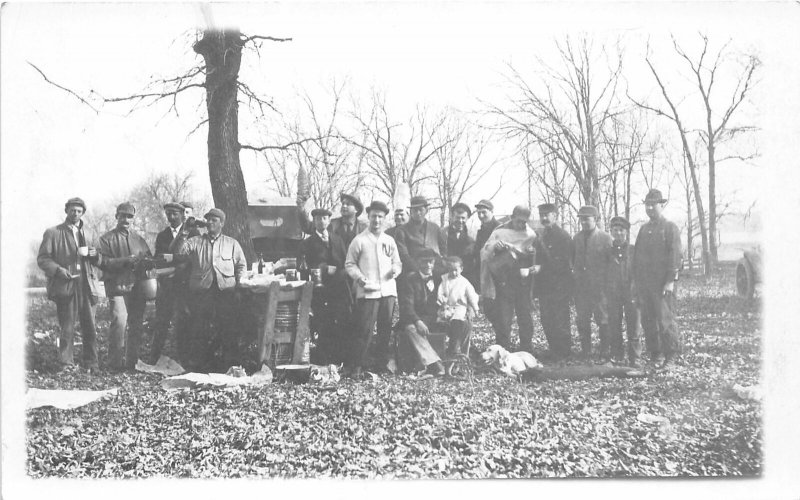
[446,202,476,285]
[330,192,367,250]
[344,200,403,378]
[173,207,247,372]
[149,202,199,364]
[535,202,575,361]
[634,189,682,370]
[301,207,349,364]
[573,205,613,360]
[480,205,538,352]
[394,195,448,275]
[37,197,104,372]
[604,216,642,367]
[97,202,153,371]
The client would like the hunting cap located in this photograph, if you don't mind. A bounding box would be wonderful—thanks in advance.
[340,192,364,216]
[116,202,136,216]
[511,205,532,219]
[163,202,184,213]
[204,207,226,222]
[451,202,472,218]
[409,196,429,209]
[609,216,631,230]
[643,189,668,204]
[311,207,332,218]
[413,247,439,262]
[537,202,558,214]
[366,200,390,215]
[179,200,193,210]
[577,205,599,218]
[475,199,494,211]
[65,197,87,211]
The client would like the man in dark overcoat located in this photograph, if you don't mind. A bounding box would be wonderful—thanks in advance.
[633,189,682,370]
[446,202,475,282]
[394,196,448,275]
[604,216,641,367]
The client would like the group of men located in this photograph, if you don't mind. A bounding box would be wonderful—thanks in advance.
[38,186,681,376]
[38,198,247,373]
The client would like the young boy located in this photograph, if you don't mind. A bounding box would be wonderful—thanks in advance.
[603,216,642,367]
[438,256,480,357]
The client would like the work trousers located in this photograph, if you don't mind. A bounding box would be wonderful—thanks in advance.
[150,278,189,364]
[54,278,98,368]
[607,292,641,362]
[539,293,572,359]
[108,288,146,370]
[310,288,351,365]
[186,283,240,372]
[494,276,534,351]
[445,319,471,357]
[397,323,441,373]
[638,284,681,357]
[481,297,502,337]
[575,290,608,355]
[350,296,396,370]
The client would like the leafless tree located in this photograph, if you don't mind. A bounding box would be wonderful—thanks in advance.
[485,36,624,208]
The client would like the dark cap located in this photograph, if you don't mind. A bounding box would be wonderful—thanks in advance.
[412,247,439,261]
[451,202,472,218]
[366,200,390,214]
[577,205,599,218]
[311,208,332,218]
[116,202,136,216]
[643,189,667,204]
[163,202,184,213]
[409,196,429,208]
[537,202,558,214]
[64,197,87,211]
[511,205,531,219]
[609,216,630,230]
[179,201,193,210]
[475,199,494,211]
[394,207,408,214]
[204,207,226,222]
[340,192,364,216]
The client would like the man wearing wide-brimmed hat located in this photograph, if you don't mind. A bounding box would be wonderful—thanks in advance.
[446,202,476,285]
[604,216,641,367]
[301,207,349,364]
[149,202,200,364]
[573,205,613,360]
[344,200,403,378]
[173,207,247,372]
[98,202,153,371]
[633,189,682,371]
[394,195,448,274]
[37,197,104,372]
[330,192,367,249]
[535,202,575,361]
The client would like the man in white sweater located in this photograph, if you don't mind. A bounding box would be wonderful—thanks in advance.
[345,201,403,378]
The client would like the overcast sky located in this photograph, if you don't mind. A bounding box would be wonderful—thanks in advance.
[3,2,800,497]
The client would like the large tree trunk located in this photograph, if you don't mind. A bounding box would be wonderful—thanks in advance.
[194,29,255,263]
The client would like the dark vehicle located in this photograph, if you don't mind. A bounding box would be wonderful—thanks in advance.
[736,247,762,299]
[247,199,305,262]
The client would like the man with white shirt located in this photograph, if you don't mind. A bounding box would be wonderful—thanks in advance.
[344,200,403,378]
[37,197,103,372]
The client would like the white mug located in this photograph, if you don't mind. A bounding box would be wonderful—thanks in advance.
[327,265,337,275]
[78,246,89,257]
[162,253,173,263]
[519,267,531,278]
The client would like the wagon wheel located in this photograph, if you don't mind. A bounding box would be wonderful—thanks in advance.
[444,354,473,379]
[736,258,755,299]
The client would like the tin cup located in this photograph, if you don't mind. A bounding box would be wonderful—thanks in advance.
[286,269,298,281]
[519,267,531,278]
[310,268,323,286]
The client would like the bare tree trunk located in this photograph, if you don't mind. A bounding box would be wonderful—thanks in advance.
[707,144,718,268]
[194,29,254,262]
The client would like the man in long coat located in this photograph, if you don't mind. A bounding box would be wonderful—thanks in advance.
[446,202,475,282]
[573,205,612,359]
[301,207,349,364]
[472,199,501,330]
[634,189,682,370]
[604,216,641,367]
[534,203,574,361]
[37,197,103,372]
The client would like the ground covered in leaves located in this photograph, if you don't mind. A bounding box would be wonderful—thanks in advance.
[25,264,761,478]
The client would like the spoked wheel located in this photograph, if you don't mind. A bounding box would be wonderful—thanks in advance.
[736,258,755,299]
[444,354,473,379]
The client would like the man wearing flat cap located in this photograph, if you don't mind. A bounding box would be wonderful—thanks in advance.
[345,200,403,378]
[173,207,247,372]
[604,216,641,367]
[301,207,349,364]
[149,202,200,364]
[446,202,476,287]
[480,205,538,352]
[471,199,502,330]
[37,197,104,372]
[634,189,682,370]
[573,205,613,359]
[394,195,448,275]
[535,202,575,361]
[98,202,153,371]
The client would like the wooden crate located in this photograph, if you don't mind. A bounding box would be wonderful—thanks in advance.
[256,281,313,368]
